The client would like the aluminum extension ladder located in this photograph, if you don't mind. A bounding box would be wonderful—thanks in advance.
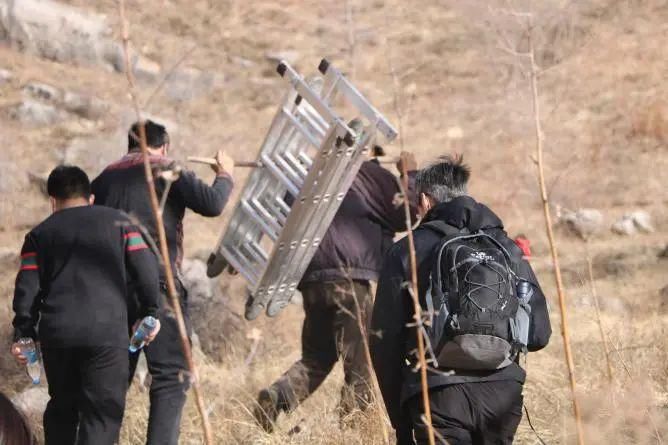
[206,59,397,320]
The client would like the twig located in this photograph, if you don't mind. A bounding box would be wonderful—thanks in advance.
[115,216,163,264]
[609,342,664,443]
[523,404,549,445]
[345,0,357,81]
[399,159,435,445]
[526,15,585,445]
[244,328,262,367]
[157,166,182,216]
[348,281,391,444]
[144,44,198,111]
[384,13,405,152]
[332,280,391,444]
[118,2,214,444]
[583,240,614,383]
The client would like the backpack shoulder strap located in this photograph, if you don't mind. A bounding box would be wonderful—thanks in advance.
[423,222,470,321]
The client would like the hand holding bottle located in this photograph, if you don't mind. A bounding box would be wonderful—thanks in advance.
[129,316,161,353]
[11,338,41,384]
[11,342,28,365]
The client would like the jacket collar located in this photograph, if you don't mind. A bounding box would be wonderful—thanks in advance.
[104,152,172,171]
[422,196,504,232]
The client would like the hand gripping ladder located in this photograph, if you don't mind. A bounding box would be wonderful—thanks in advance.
[206,59,397,320]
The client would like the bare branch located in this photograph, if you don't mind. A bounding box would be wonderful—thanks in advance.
[383,11,405,152]
[144,44,198,111]
[345,0,357,82]
[332,278,391,443]
[398,159,436,445]
[584,241,613,383]
[609,342,664,442]
[526,15,586,445]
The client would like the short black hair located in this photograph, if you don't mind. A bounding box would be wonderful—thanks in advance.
[415,155,471,203]
[128,119,169,151]
[47,165,91,200]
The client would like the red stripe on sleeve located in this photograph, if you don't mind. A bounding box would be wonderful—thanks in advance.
[20,265,38,271]
[126,244,148,252]
[124,231,142,239]
[21,252,37,258]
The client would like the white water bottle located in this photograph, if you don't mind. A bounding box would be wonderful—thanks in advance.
[17,338,41,385]
[129,316,158,353]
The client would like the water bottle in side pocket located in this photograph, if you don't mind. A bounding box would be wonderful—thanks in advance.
[515,280,534,350]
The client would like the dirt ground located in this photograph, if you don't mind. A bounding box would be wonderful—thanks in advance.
[0,0,666,444]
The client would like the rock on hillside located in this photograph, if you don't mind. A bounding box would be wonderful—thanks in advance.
[61,135,125,177]
[558,208,604,239]
[0,0,117,69]
[0,161,28,193]
[182,258,248,362]
[611,211,655,236]
[0,0,159,78]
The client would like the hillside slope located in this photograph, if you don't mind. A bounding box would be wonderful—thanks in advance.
[1,1,666,444]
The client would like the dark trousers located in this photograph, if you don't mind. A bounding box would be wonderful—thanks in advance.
[407,381,524,445]
[129,285,191,445]
[268,280,373,415]
[41,346,129,445]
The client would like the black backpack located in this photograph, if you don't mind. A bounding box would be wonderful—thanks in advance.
[421,221,530,371]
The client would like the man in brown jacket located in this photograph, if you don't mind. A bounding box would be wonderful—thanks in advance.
[254,151,417,431]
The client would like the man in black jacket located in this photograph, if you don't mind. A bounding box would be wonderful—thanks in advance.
[370,156,552,445]
[91,120,234,445]
[254,151,418,431]
[10,165,161,445]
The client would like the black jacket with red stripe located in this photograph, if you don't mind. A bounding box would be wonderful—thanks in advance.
[12,205,160,348]
[91,152,233,279]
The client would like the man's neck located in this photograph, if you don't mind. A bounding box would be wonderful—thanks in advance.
[55,198,90,211]
[128,148,164,157]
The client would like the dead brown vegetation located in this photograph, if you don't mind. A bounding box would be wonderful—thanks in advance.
[0,1,666,444]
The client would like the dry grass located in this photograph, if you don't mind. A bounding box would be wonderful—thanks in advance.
[1,0,667,444]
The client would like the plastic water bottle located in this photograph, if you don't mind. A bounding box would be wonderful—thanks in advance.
[17,338,41,385]
[129,316,158,353]
[515,281,534,349]
[517,280,534,302]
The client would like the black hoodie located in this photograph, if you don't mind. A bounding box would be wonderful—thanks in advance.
[370,196,551,438]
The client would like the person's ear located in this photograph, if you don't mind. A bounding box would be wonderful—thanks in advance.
[88,194,95,205]
[419,193,432,213]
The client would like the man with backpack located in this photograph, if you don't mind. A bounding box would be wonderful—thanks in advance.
[370,156,551,444]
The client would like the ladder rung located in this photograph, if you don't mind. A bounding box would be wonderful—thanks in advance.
[241,241,268,269]
[240,200,279,240]
[260,153,301,197]
[221,245,260,285]
[282,106,325,148]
